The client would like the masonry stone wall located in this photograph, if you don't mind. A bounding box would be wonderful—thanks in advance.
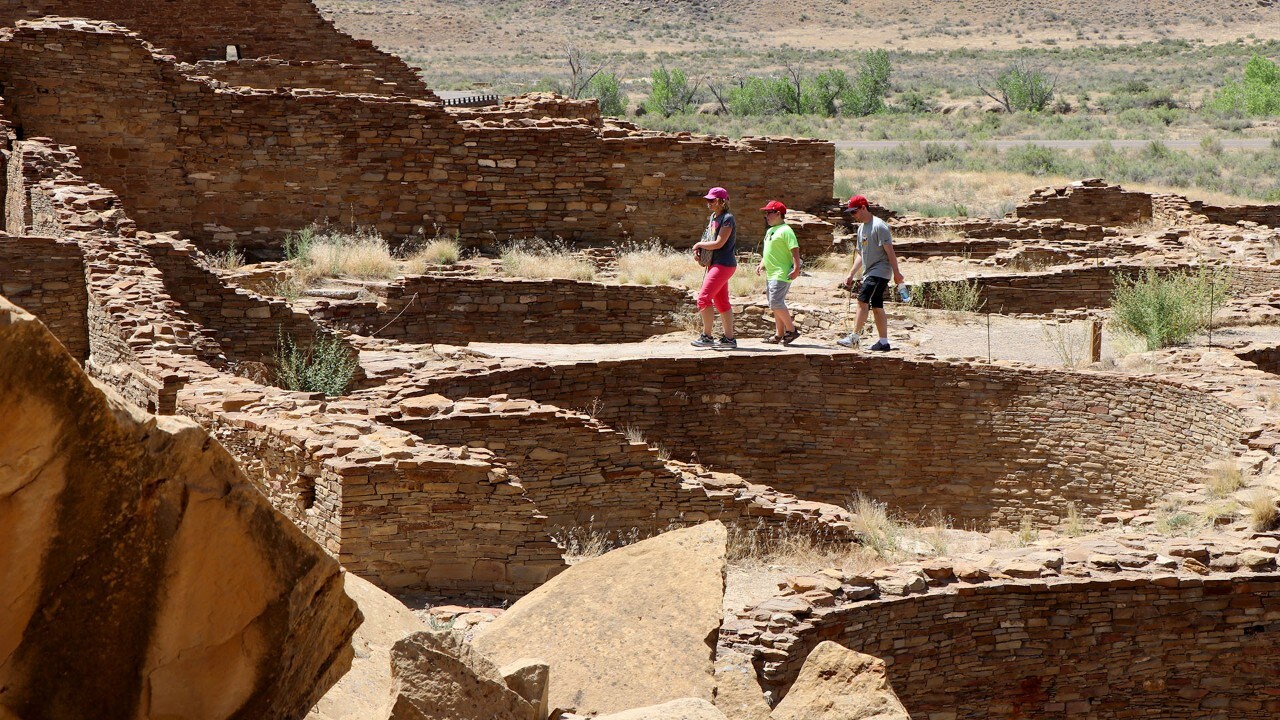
[763,577,1280,719]
[0,21,833,257]
[140,235,362,376]
[1014,179,1153,226]
[0,234,88,360]
[180,59,415,96]
[416,355,1248,528]
[307,276,688,344]
[893,217,1112,243]
[0,1,428,94]
[1191,201,1280,228]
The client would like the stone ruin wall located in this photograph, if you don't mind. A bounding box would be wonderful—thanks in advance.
[0,0,429,95]
[756,576,1280,718]
[180,59,415,96]
[0,235,88,360]
[306,276,689,344]
[1013,179,1154,226]
[0,20,833,258]
[416,355,1249,528]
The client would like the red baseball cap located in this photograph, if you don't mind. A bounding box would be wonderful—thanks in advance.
[703,186,729,200]
[760,200,787,213]
[846,195,869,210]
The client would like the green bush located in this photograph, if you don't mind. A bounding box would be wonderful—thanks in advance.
[1208,55,1280,116]
[586,72,627,116]
[645,66,699,117]
[1109,268,1231,350]
[983,60,1056,112]
[726,76,796,115]
[841,49,892,116]
[275,332,360,396]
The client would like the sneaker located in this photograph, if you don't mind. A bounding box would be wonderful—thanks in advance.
[836,333,860,348]
[762,334,782,344]
[690,333,715,348]
[713,335,738,350]
[868,339,892,352]
[782,329,801,345]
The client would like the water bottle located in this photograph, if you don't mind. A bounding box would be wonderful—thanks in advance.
[897,284,912,303]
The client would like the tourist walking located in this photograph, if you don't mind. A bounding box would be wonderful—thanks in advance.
[837,195,904,351]
[690,186,738,349]
[755,200,801,345]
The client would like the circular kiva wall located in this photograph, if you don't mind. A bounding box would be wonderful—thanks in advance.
[771,576,1280,718]
[421,354,1248,528]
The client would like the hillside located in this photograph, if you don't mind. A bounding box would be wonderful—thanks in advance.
[317,0,1280,60]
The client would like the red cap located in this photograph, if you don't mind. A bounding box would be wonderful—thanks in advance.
[703,186,729,200]
[847,195,869,210]
[760,200,787,213]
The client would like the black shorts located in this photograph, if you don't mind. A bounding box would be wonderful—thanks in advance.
[858,276,890,309]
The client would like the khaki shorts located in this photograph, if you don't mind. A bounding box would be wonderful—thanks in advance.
[766,279,791,310]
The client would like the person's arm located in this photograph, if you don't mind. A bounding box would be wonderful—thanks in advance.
[697,223,732,250]
[884,242,904,285]
[844,253,863,288]
[788,247,801,281]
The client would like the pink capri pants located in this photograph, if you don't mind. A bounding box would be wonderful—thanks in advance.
[696,264,736,313]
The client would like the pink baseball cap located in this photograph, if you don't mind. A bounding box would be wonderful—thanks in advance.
[703,187,729,200]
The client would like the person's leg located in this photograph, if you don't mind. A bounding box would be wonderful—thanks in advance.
[695,269,722,337]
[711,266,735,338]
[772,309,788,335]
[872,307,889,340]
[700,306,715,335]
[853,301,870,336]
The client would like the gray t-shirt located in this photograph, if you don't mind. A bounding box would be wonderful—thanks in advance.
[857,215,894,279]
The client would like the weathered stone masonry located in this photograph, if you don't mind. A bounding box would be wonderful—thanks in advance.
[0,234,88,360]
[416,354,1249,528]
[0,20,833,256]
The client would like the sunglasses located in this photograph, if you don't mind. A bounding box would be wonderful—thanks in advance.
[763,210,780,215]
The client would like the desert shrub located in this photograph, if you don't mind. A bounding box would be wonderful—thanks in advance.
[982,60,1056,112]
[727,76,797,116]
[913,278,985,312]
[499,238,597,280]
[586,72,627,116]
[274,332,359,396]
[1244,490,1280,531]
[1207,461,1245,498]
[1207,55,1280,116]
[1109,267,1230,350]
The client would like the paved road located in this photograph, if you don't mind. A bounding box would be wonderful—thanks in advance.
[834,138,1277,151]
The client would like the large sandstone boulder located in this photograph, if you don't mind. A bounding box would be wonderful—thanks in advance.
[770,642,909,720]
[596,698,729,720]
[388,631,542,720]
[473,521,728,716]
[308,573,430,720]
[0,297,360,720]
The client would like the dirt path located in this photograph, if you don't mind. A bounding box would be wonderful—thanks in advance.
[834,138,1277,152]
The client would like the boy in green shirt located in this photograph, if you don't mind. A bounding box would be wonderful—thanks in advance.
[755,200,801,345]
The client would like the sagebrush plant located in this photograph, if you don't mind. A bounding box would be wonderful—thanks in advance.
[274,332,360,396]
[1040,321,1090,368]
[913,278,985,312]
[499,238,597,280]
[1109,267,1231,350]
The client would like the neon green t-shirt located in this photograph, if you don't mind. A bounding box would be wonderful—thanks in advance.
[762,223,799,281]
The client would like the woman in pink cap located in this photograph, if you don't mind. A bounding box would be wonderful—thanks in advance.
[690,186,738,349]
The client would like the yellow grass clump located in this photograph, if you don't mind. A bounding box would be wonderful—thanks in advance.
[408,237,462,269]
[616,241,703,287]
[287,225,399,285]
[499,239,597,281]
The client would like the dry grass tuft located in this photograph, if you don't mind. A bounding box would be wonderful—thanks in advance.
[810,253,852,274]
[550,518,641,564]
[287,225,398,285]
[207,242,245,271]
[1041,321,1091,368]
[726,520,880,573]
[408,237,462,269]
[1206,461,1245,499]
[1244,489,1280,531]
[617,241,703,287]
[729,268,766,297]
[499,238,597,281]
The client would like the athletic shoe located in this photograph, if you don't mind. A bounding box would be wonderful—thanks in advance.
[782,329,801,345]
[713,335,738,350]
[690,333,715,348]
[762,334,782,344]
[868,339,892,352]
[836,334,860,348]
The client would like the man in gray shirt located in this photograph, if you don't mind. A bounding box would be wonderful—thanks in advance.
[837,195,904,351]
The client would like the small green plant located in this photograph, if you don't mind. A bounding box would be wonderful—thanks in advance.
[1041,321,1089,368]
[1153,500,1204,536]
[1207,55,1280,116]
[1109,267,1231,350]
[274,332,360,396]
